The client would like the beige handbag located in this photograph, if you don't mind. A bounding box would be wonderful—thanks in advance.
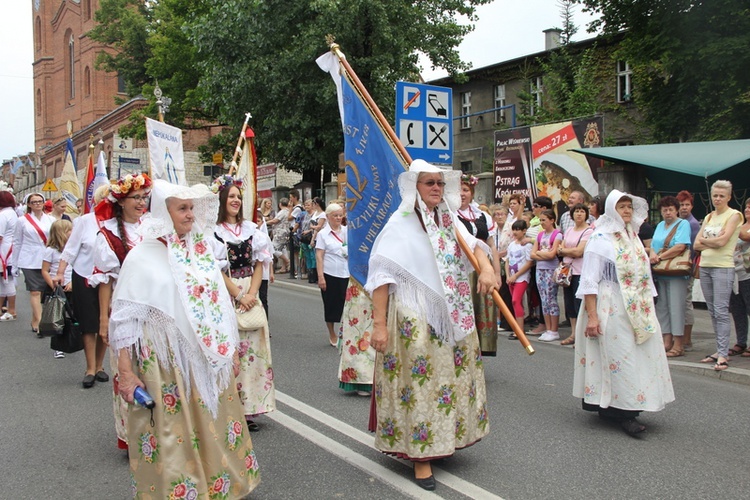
[652,221,692,277]
[233,276,268,330]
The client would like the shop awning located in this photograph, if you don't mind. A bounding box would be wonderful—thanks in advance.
[571,139,750,177]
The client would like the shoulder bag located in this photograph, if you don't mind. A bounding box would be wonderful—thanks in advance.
[233,276,268,330]
[652,220,692,276]
[553,228,591,287]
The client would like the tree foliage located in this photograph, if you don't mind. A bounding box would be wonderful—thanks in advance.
[517,0,605,126]
[576,0,750,141]
[188,0,491,174]
[90,0,213,139]
[89,0,491,174]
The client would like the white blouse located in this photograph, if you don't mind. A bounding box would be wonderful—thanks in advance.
[60,212,100,278]
[12,212,54,269]
[88,218,142,286]
[315,225,350,279]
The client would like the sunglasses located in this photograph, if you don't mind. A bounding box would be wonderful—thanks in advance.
[418,180,446,187]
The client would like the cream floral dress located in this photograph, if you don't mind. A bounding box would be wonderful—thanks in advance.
[338,281,376,391]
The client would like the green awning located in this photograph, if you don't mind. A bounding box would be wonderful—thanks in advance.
[571,139,750,177]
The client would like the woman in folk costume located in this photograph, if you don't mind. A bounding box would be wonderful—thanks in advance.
[89,173,151,448]
[109,180,260,499]
[573,190,675,437]
[456,174,498,356]
[212,175,275,432]
[366,160,496,491]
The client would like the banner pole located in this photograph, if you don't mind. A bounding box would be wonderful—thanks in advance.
[328,41,533,355]
[229,112,252,176]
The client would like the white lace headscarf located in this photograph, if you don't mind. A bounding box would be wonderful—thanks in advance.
[594,189,649,236]
[397,159,462,214]
[139,179,218,239]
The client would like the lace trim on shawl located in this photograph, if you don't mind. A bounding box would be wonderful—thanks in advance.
[366,254,457,345]
[577,252,620,297]
[109,299,232,418]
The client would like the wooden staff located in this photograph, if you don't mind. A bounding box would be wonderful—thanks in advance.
[229,112,252,176]
[329,42,534,355]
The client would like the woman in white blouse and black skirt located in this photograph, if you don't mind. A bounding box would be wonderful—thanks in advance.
[316,203,349,346]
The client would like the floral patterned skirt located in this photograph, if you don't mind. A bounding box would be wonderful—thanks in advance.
[470,272,498,356]
[372,299,489,460]
[127,332,260,499]
[338,281,375,391]
[233,278,276,417]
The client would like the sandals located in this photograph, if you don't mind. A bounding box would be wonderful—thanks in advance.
[665,349,684,358]
[560,336,575,346]
[742,349,750,358]
[728,344,747,356]
[714,360,729,371]
[699,354,718,364]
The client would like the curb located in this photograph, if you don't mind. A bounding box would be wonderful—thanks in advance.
[666,360,750,387]
[272,279,750,387]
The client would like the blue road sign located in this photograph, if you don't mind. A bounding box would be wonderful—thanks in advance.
[395,82,453,165]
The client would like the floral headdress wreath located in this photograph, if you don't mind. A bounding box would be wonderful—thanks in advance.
[95,173,152,221]
[107,173,153,202]
[0,180,13,193]
[461,174,478,186]
[210,174,243,195]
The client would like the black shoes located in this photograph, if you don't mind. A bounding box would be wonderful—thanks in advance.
[95,370,110,382]
[415,475,436,491]
[621,418,646,437]
[246,419,260,432]
[82,374,96,388]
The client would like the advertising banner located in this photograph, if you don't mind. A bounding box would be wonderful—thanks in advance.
[495,116,603,210]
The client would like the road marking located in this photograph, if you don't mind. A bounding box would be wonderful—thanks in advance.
[267,411,441,499]
[274,391,505,500]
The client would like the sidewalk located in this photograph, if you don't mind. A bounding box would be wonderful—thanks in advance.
[273,272,750,386]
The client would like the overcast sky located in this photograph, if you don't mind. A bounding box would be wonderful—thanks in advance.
[0,0,598,162]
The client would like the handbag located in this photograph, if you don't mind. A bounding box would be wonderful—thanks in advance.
[652,221,692,276]
[50,317,84,353]
[233,276,268,330]
[553,262,572,287]
[554,227,591,286]
[39,286,67,336]
[299,231,313,245]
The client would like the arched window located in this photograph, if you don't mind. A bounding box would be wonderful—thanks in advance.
[84,66,91,97]
[36,89,42,116]
[35,17,41,52]
[67,32,75,99]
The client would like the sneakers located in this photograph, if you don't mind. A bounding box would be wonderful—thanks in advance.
[539,331,560,342]
[0,312,16,321]
[53,350,65,359]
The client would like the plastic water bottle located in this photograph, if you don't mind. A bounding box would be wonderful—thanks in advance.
[134,386,155,409]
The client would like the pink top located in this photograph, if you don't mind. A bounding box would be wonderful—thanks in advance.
[562,226,593,275]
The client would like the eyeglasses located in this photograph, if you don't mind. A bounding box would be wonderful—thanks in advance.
[418,180,446,188]
[29,200,44,205]
[532,203,541,208]
[126,195,150,202]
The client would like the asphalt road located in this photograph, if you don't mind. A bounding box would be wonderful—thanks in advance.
[1,283,749,499]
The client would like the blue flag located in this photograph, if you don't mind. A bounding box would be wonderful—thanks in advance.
[319,53,408,284]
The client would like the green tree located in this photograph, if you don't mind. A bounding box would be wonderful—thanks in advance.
[90,0,214,139]
[517,0,605,125]
[189,0,491,177]
[576,0,750,141]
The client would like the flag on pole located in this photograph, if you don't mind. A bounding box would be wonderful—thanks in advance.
[85,151,110,213]
[10,157,23,175]
[145,117,187,185]
[317,52,407,285]
[236,127,259,224]
[60,138,83,217]
[83,150,95,214]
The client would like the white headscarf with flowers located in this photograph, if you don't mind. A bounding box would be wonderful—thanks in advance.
[581,190,658,344]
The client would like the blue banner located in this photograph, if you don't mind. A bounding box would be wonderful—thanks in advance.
[65,138,77,170]
[340,72,407,284]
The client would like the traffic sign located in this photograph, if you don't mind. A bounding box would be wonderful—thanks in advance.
[118,156,141,165]
[395,82,453,165]
[212,153,223,165]
[42,178,58,192]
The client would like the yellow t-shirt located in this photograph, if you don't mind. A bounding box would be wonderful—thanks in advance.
[700,208,742,268]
